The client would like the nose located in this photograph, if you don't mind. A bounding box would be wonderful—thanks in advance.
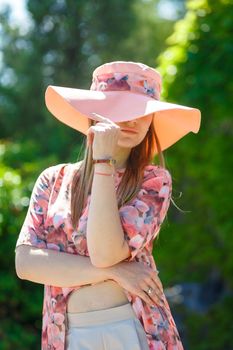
[125,119,137,127]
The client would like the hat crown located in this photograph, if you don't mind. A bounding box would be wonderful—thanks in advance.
[90,61,162,100]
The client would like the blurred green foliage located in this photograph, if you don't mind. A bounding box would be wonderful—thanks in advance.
[157,0,233,284]
[0,0,232,349]
[0,141,59,349]
[155,0,233,348]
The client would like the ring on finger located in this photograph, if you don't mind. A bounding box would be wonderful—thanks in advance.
[146,287,153,295]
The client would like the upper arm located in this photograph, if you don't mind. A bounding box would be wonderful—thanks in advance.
[15,167,53,250]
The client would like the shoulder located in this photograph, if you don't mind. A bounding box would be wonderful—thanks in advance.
[144,164,172,186]
[135,164,172,201]
[36,162,70,184]
[44,161,84,183]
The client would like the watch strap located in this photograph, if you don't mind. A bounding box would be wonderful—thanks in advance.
[93,158,117,166]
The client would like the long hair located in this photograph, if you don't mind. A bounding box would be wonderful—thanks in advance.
[71,113,176,230]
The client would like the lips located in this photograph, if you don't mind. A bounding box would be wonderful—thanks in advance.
[121,128,138,134]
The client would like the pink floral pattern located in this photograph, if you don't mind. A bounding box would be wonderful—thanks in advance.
[16,163,184,350]
[90,72,161,100]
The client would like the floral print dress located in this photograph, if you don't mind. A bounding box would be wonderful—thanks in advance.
[16,162,184,350]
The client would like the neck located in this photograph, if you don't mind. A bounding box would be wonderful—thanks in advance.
[113,145,131,170]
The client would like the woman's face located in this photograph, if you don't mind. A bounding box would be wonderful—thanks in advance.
[115,114,153,149]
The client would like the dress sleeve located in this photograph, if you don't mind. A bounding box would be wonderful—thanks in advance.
[119,166,172,261]
[15,167,53,250]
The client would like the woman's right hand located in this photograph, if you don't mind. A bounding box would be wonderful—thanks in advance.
[87,112,121,160]
[107,260,165,307]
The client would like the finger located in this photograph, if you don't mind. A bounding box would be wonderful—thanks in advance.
[91,112,116,126]
[87,132,94,146]
[149,287,165,306]
[140,289,163,307]
[144,275,164,297]
[86,128,94,146]
[152,276,164,293]
[87,125,97,141]
[92,125,109,132]
[94,122,113,129]
[148,274,163,291]
[143,285,164,306]
[148,269,163,290]
[91,112,110,122]
[140,281,163,306]
[88,124,111,134]
[137,289,155,307]
[150,282,164,303]
[92,122,110,127]
[144,279,160,296]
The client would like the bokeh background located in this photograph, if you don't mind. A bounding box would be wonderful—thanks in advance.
[0,0,233,349]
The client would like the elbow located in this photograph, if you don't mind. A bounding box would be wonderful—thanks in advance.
[91,261,115,268]
[15,246,30,280]
[89,252,117,268]
[90,255,112,268]
[88,244,113,268]
[15,258,26,280]
[89,243,131,268]
[15,267,26,280]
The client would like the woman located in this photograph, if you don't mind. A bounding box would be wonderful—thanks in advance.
[15,61,201,350]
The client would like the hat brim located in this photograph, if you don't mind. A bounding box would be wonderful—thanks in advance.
[45,85,201,152]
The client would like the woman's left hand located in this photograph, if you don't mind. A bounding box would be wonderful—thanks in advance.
[87,112,121,160]
[108,260,165,307]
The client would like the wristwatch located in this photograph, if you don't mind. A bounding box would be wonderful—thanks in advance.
[93,158,117,166]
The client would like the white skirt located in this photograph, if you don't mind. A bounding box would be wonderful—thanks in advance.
[65,303,149,350]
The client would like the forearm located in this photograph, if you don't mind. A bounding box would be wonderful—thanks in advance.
[15,245,111,287]
[87,163,130,267]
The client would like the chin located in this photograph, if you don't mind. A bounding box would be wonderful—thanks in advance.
[117,140,141,149]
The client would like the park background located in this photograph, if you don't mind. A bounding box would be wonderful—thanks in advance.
[0,0,232,349]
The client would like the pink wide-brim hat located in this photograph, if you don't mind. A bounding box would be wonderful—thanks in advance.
[45,61,201,152]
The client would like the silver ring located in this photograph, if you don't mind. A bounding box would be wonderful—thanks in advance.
[146,287,153,295]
